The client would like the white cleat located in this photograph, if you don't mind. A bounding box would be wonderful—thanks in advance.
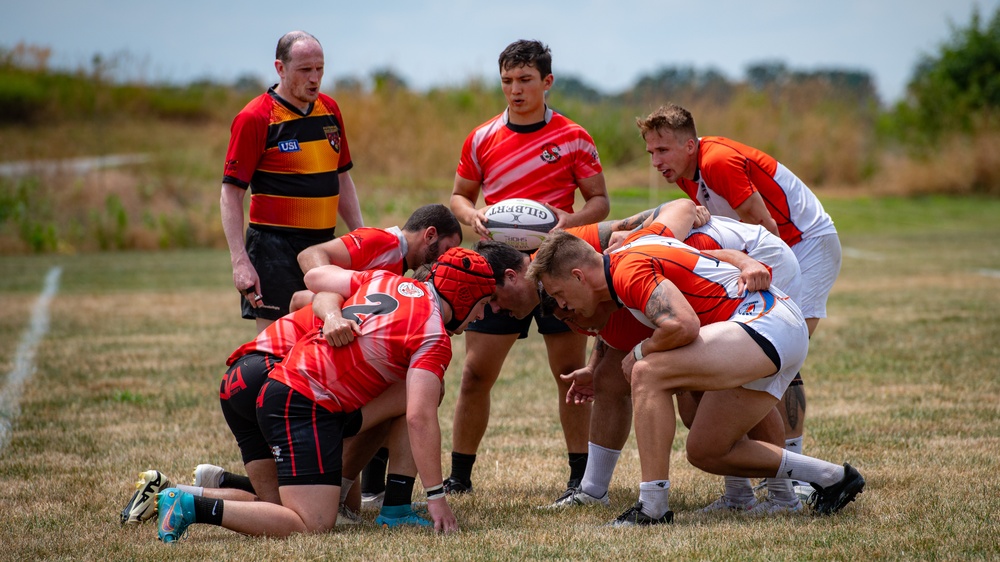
[191,464,225,488]
[120,470,173,525]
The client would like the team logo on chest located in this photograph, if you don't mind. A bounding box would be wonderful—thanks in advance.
[324,124,341,152]
[540,142,562,164]
[397,282,425,298]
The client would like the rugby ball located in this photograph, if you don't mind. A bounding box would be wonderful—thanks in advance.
[483,198,557,251]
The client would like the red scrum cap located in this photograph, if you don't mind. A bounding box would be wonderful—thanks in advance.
[430,247,496,329]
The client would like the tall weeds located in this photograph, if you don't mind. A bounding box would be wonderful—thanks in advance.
[0,53,996,254]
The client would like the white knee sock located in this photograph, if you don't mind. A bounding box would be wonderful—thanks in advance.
[340,478,355,504]
[638,480,670,518]
[785,437,803,455]
[176,484,203,496]
[723,476,755,501]
[580,442,620,498]
[777,450,844,487]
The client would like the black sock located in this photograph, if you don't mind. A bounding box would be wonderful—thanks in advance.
[219,472,256,494]
[568,453,588,485]
[383,473,416,507]
[449,452,476,484]
[192,496,224,526]
[361,447,390,495]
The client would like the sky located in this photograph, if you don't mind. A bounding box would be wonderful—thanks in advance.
[3,0,998,104]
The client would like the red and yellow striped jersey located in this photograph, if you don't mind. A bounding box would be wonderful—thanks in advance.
[223,88,353,235]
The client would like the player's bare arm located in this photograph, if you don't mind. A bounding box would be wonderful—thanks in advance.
[640,280,700,354]
[554,173,609,229]
[337,171,364,231]
[450,175,489,236]
[701,249,771,294]
[302,264,354,298]
[221,182,262,306]
[622,280,700,380]
[601,199,699,253]
[560,337,606,404]
[406,369,459,533]
[734,192,780,236]
[312,291,358,347]
[297,237,352,273]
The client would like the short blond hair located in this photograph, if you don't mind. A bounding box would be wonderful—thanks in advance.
[636,103,697,141]
[527,230,601,282]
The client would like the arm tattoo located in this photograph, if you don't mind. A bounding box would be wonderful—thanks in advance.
[594,338,608,359]
[645,282,677,327]
[598,222,613,250]
[613,208,656,232]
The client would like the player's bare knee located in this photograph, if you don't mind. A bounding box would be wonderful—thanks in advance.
[686,438,724,473]
[459,367,496,393]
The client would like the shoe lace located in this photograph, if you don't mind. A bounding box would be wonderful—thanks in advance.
[805,484,823,509]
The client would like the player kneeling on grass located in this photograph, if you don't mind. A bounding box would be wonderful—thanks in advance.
[120,297,406,526]
[152,247,495,542]
[528,225,865,526]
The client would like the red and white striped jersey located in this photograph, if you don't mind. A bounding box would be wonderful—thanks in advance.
[225,305,320,366]
[341,226,407,275]
[268,270,452,413]
[457,108,602,212]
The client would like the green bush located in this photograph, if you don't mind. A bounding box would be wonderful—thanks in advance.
[890,6,1000,142]
[0,71,47,123]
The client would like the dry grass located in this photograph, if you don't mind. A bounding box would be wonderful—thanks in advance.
[0,197,998,561]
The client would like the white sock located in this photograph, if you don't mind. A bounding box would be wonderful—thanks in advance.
[766,477,796,502]
[723,475,755,501]
[638,480,670,518]
[340,478,355,504]
[777,450,845,488]
[785,437,803,455]
[176,484,203,496]
[580,442,620,498]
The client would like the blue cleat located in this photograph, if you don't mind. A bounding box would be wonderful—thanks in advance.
[375,504,432,528]
[157,488,196,543]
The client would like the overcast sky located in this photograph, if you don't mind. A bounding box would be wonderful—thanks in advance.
[3,0,998,104]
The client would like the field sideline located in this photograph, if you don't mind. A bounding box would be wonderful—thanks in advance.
[0,195,998,561]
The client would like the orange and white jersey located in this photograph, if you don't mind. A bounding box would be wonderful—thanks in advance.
[341,226,408,275]
[676,136,836,248]
[226,305,321,366]
[609,223,745,327]
[563,224,653,349]
[683,216,801,301]
[268,270,452,413]
[457,107,602,213]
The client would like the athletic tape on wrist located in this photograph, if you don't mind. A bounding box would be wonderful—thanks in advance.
[633,341,645,361]
[425,484,445,501]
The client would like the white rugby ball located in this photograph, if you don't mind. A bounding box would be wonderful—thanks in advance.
[483,198,557,251]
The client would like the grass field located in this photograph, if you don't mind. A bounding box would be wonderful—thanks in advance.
[0,195,999,561]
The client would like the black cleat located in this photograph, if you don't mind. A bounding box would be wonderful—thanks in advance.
[809,462,865,515]
[443,476,473,495]
[606,501,673,527]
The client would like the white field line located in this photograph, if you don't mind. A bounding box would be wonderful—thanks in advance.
[978,269,1000,279]
[0,267,61,453]
[842,247,885,261]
